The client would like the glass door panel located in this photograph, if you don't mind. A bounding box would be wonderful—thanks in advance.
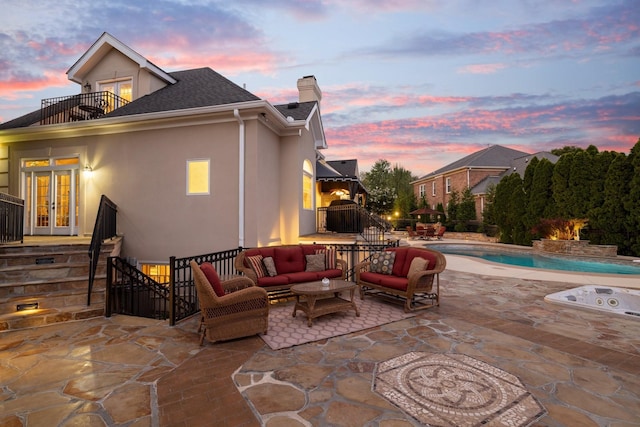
[33,173,51,233]
[27,169,77,235]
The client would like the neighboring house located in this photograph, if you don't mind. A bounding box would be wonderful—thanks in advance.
[0,32,330,266]
[412,145,558,220]
[316,158,367,207]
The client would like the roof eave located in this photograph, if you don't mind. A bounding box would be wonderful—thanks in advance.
[66,32,176,85]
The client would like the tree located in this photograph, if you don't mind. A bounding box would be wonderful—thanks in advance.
[457,187,477,231]
[447,190,459,222]
[526,158,555,239]
[589,152,632,251]
[361,160,395,215]
[625,139,640,254]
[390,164,418,218]
[494,173,526,244]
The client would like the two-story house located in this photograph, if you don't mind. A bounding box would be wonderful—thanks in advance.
[0,32,330,266]
[412,145,558,221]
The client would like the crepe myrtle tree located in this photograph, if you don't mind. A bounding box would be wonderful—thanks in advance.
[366,186,396,216]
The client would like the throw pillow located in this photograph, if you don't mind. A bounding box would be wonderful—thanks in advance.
[370,251,396,275]
[315,248,337,269]
[246,254,267,278]
[407,257,428,278]
[199,262,225,297]
[305,253,326,272]
[262,256,278,277]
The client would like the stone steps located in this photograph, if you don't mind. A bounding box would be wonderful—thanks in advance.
[0,238,121,331]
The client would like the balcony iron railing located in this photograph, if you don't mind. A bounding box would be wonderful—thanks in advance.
[40,91,129,125]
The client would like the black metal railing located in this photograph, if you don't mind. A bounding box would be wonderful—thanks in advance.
[318,204,393,241]
[40,91,129,125]
[169,248,243,325]
[103,241,400,325]
[0,193,24,244]
[88,195,118,305]
[105,257,172,319]
[168,241,400,325]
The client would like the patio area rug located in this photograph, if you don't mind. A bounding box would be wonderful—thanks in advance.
[260,297,416,350]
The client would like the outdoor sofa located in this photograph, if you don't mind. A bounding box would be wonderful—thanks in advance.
[234,244,346,293]
[355,246,446,312]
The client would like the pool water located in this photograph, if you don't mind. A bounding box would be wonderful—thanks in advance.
[426,244,640,275]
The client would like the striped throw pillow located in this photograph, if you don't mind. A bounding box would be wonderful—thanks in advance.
[246,254,267,278]
[315,248,337,269]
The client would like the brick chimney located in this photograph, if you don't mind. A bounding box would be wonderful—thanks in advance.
[297,75,322,104]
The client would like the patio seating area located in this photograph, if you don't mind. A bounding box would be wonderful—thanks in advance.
[1,245,639,426]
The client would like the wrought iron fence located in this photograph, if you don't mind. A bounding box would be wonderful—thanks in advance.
[168,241,400,325]
[0,193,24,244]
[169,248,244,325]
[317,204,393,242]
[104,241,401,325]
[40,91,129,125]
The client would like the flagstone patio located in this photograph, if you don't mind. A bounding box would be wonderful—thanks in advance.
[1,250,639,426]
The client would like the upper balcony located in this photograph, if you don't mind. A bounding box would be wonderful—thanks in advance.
[40,91,130,125]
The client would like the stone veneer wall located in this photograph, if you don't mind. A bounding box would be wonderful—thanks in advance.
[442,232,498,243]
[532,239,618,258]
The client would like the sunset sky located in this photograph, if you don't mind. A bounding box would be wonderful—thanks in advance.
[1,0,638,177]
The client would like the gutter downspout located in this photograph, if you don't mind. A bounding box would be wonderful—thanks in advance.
[234,109,245,248]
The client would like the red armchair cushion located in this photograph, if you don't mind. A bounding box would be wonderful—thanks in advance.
[199,262,224,297]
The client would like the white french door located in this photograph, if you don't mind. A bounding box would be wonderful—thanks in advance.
[23,158,79,235]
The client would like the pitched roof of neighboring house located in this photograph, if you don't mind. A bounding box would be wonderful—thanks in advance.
[106,68,260,117]
[500,151,559,178]
[416,145,530,180]
[471,151,560,195]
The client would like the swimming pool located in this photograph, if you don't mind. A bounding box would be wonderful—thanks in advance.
[426,244,640,275]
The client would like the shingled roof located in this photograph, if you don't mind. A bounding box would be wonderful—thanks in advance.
[106,67,260,117]
[0,68,261,129]
[418,145,530,179]
[273,101,317,121]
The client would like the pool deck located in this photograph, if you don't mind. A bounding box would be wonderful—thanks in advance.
[1,238,639,426]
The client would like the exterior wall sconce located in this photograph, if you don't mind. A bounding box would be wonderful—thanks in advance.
[84,82,92,92]
[17,302,39,311]
[83,164,93,175]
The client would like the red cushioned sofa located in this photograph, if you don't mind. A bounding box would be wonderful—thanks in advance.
[234,244,346,292]
[355,246,446,312]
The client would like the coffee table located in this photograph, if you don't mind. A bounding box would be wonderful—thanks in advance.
[291,280,360,327]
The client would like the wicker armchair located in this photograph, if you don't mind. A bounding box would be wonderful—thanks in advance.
[190,260,269,345]
[355,247,446,312]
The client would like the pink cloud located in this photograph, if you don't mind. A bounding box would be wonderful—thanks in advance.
[457,63,507,75]
[0,71,70,100]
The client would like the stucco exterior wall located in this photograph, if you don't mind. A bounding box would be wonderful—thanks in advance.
[88,119,241,261]
[83,49,167,99]
[245,119,282,248]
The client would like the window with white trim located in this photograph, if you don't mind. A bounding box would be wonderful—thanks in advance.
[432,181,436,196]
[446,177,452,194]
[187,159,210,195]
[302,159,313,210]
[418,184,425,198]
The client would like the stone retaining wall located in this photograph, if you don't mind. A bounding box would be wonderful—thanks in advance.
[532,239,618,258]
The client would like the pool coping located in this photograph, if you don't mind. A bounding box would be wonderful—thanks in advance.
[412,239,640,289]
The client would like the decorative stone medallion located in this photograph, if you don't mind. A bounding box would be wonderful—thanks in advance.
[374,352,546,427]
